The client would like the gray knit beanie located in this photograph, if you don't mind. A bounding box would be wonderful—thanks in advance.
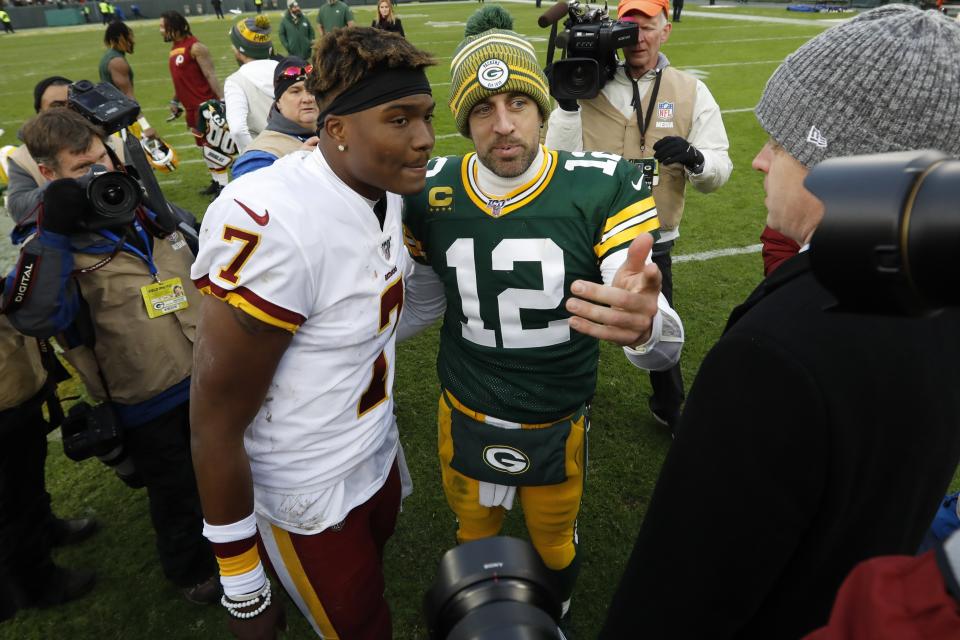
[755,5,960,168]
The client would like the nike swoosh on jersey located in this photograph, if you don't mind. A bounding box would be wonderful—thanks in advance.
[234,199,270,226]
[632,177,644,191]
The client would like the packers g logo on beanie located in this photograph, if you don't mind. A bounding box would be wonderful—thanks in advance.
[478,59,509,90]
[449,7,551,138]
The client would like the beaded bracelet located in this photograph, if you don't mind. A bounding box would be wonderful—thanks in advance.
[225,590,272,620]
[221,580,271,617]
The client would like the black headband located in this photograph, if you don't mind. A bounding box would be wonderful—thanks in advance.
[33,76,72,113]
[319,66,431,122]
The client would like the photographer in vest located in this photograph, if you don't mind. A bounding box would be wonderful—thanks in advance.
[231,56,319,178]
[2,108,219,605]
[6,77,126,229]
[545,0,731,433]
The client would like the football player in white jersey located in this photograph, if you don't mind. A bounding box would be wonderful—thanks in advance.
[189,28,436,639]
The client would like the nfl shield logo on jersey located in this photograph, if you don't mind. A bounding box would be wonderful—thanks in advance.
[489,200,505,217]
[657,101,674,120]
[380,236,392,261]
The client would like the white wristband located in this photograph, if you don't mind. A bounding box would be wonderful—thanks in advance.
[137,116,151,131]
[220,561,267,598]
[202,513,257,543]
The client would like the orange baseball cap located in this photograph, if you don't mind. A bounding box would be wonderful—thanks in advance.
[617,0,670,19]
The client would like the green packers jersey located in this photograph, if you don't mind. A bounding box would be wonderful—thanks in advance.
[403,148,659,423]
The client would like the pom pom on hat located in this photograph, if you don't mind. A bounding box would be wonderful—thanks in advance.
[230,15,274,60]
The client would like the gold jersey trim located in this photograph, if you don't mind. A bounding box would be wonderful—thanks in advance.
[460,146,558,219]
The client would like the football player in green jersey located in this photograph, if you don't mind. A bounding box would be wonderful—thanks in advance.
[400,7,685,620]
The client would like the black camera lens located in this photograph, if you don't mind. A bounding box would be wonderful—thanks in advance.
[569,64,590,90]
[84,171,141,230]
[807,150,960,314]
[425,537,563,640]
[102,184,126,207]
[551,58,601,101]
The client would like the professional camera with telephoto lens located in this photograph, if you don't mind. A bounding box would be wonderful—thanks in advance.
[541,0,638,101]
[424,537,564,640]
[807,150,960,315]
[64,80,200,250]
[73,164,143,231]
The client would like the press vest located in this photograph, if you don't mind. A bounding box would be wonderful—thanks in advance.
[63,230,201,405]
[245,129,305,159]
[0,316,47,411]
[10,145,45,189]
[581,66,697,232]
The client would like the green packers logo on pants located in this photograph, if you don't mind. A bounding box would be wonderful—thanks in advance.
[450,407,571,486]
[483,446,530,475]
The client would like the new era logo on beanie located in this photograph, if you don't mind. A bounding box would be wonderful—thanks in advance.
[449,6,551,138]
[755,4,960,168]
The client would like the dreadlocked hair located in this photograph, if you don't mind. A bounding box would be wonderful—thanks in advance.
[160,11,191,39]
[104,20,132,48]
[307,27,435,111]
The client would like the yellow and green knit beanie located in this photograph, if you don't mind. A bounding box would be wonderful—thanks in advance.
[449,6,551,138]
[230,15,274,60]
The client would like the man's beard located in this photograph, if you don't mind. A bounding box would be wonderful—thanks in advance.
[478,138,538,178]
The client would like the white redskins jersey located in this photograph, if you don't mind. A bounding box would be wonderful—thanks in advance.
[192,148,409,533]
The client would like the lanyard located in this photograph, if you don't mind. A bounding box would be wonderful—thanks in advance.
[99,221,158,280]
[630,68,663,153]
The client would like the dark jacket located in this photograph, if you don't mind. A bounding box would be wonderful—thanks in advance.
[601,252,960,639]
[279,10,315,60]
[371,17,404,37]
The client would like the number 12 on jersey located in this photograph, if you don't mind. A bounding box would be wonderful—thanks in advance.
[446,238,569,350]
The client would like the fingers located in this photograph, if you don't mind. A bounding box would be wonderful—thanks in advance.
[565,274,661,346]
[566,299,654,346]
[622,232,654,274]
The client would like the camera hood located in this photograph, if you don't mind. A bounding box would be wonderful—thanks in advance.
[424,537,563,640]
[807,150,960,314]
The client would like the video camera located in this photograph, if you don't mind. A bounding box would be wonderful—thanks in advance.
[424,537,565,639]
[65,80,199,249]
[540,0,639,101]
[807,150,960,315]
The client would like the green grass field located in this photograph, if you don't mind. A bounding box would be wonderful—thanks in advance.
[0,3,956,638]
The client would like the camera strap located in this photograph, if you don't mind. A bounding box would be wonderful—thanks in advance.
[99,222,158,281]
[630,69,662,153]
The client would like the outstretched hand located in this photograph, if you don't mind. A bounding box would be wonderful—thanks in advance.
[565,233,662,347]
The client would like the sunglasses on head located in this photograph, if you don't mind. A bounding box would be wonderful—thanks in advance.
[280,64,313,78]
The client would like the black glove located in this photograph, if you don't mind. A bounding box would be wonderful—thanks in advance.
[653,136,705,172]
[41,178,90,235]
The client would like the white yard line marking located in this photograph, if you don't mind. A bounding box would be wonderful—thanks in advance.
[674,244,762,263]
[680,9,848,26]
